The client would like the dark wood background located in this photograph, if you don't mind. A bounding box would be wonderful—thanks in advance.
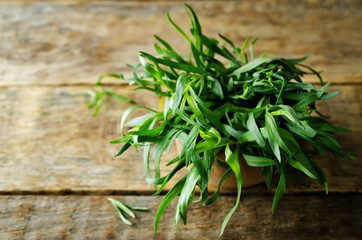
[0,1,361,239]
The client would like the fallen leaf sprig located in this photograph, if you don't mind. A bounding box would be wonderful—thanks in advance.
[108,198,148,226]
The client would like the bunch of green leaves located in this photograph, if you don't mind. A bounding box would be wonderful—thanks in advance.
[92,4,356,236]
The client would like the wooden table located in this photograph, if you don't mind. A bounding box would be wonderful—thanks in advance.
[1,1,361,239]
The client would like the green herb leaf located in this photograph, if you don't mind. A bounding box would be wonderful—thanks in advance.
[177,167,200,224]
[108,198,148,226]
[203,169,233,206]
[265,112,289,161]
[247,112,267,148]
[220,144,243,236]
[243,154,275,167]
[233,57,275,76]
[154,177,186,233]
[272,165,286,214]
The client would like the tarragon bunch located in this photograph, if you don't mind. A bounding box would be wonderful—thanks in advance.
[89,4,356,236]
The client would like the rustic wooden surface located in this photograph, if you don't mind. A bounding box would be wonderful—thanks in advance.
[0,0,361,86]
[1,195,362,240]
[0,0,361,239]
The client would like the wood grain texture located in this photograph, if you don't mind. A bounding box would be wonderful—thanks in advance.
[0,85,360,193]
[0,0,361,86]
[0,85,184,193]
[0,194,361,239]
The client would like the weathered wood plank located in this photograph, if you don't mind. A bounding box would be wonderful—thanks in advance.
[0,194,361,239]
[0,0,361,86]
[0,85,179,193]
[0,84,360,193]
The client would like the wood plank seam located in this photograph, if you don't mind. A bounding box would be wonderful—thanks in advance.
[1,190,362,196]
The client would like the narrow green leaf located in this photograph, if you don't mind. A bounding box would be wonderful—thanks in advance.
[130,121,167,137]
[108,198,135,218]
[220,144,243,236]
[154,35,187,63]
[92,92,105,117]
[120,105,157,136]
[180,127,199,164]
[175,109,199,128]
[265,112,281,161]
[110,135,132,144]
[318,124,352,132]
[188,88,228,135]
[133,86,171,97]
[272,106,317,138]
[241,36,250,61]
[243,154,275,167]
[153,128,180,178]
[194,138,235,155]
[190,42,204,67]
[148,158,186,196]
[185,3,202,37]
[320,91,340,100]
[317,81,330,98]
[310,160,328,194]
[125,113,157,127]
[208,76,224,98]
[275,105,301,126]
[247,112,267,148]
[203,149,214,180]
[272,165,286,214]
[154,176,186,233]
[143,143,151,181]
[172,74,188,113]
[201,34,238,63]
[262,166,274,190]
[275,75,287,104]
[185,91,206,124]
[278,128,300,153]
[167,11,191,43]
[130,63,144,87]
[114,208,133,226]
[115,140,132,157]
[125,205,149,211]
[233,57,275,76]
[87,90,98,109]
[140,51,207,74]
[200,128,222,144]
[224,125,243,140]
[300,121,317,138]
[290,150,321,181]
[296,62,324,84]
[203,169,232,206]
[218,33,242,60]
[238,131,256,144]
[191,154,208,192]
[293,93,318,110]
[177,167,200,224]
[96,73,121,86]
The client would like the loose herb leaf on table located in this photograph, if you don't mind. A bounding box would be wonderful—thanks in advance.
[90,3,356,236]
[108,198,148,226]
